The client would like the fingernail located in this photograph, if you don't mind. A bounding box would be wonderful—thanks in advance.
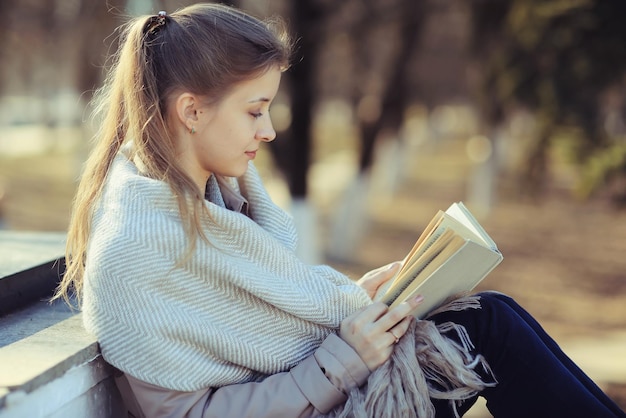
[414,295,424,303]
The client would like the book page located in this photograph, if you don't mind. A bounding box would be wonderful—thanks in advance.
[379,228,456,305]
[398,207,495,286]
[395,211,445,278]
[445,202,498,250]
[374,212,445,300]
[389,234,467,309]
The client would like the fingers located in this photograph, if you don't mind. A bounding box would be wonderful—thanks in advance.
[377,261,402,275]
[369,261,401,275]
[345,302,389,330]
[360,262,401,285]
[352,294,424,333]
[384,297,420,346]
[374,261,401,282]
[376,294,424,336]
[357,262,401,293]
[340,303,395,370]
[339,295,425,370]
[387,315,412,345]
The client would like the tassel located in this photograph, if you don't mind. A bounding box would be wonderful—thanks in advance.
[325,295,496,418]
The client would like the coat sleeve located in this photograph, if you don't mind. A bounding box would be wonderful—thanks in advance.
[118,334,371,418]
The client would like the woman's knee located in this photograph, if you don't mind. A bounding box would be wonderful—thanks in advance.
[429,291,522,340]
[457,292,524,338]
[475,290,514,306]
[475,291,531,321]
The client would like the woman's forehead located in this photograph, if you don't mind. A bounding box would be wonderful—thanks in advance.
[223,68,282,103]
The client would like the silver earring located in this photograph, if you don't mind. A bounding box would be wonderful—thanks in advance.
[190,126,196,134]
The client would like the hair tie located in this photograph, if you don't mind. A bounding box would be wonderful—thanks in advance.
[145,11,168,36]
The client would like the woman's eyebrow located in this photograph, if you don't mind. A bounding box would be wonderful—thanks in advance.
[248,97,271,103]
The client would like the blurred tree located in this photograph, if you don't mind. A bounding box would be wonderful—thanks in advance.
[0,0,127,126]
[76,0,128,108]
[269,0,326,262]
[324,0,431,260]
[0,0,8,98]
[270,0,319,200]
[353,0,426,173]
[469,0,626,203]
[1,1,58,124]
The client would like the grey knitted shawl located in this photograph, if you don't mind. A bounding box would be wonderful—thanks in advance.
[83,153,493,417]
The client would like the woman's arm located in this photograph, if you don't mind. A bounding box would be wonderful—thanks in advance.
[119,334,371,418]
[119,266,423,418]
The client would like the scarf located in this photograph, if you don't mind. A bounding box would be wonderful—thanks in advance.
[82,152,493,417]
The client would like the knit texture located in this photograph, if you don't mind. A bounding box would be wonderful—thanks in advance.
[83,153,371,390]
[83,152,493,416]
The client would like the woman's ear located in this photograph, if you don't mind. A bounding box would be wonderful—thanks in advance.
[173,92,199,134]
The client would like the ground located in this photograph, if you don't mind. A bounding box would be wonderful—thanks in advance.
[0,133,624,414]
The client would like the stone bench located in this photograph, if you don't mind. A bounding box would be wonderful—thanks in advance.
[0,231,127,418]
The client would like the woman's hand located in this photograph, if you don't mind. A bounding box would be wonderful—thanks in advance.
[356,261,401,299]
[339,295,424,371]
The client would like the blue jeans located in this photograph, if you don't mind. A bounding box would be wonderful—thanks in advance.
[429,292,626,417]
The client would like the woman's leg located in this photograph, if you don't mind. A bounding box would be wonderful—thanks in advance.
[485,291,624,414]
[428,292,625,418]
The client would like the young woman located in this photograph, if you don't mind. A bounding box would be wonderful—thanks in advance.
[54,4,625,418]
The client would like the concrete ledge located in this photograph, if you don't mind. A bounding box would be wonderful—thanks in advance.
[0,353,126,418]
[0,315,97,401]
[0,231,127,417]
[0,231,66,315]
[0,303,127,417]
[0,231,66,278]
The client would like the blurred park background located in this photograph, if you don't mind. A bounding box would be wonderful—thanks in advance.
[0,0,625,413]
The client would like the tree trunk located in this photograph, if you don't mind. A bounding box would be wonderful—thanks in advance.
[329,0,426,261]
[269,0,327,263]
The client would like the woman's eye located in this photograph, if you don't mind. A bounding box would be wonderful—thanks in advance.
[250,112,263,119]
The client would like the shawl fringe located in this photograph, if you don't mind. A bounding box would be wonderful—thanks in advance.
[326,295,497,418]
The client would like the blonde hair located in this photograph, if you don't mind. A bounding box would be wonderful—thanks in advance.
[54,3,291,304]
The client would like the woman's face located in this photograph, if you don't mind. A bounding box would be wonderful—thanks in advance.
[188,67,282,181]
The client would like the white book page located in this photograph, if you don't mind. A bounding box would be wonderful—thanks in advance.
[445,202,498,251]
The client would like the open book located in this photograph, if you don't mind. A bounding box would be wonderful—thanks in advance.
[374,202,503,319]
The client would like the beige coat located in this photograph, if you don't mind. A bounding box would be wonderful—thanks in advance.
[115,333,370,418]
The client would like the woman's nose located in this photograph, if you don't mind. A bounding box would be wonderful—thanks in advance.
[256,119,276,142]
